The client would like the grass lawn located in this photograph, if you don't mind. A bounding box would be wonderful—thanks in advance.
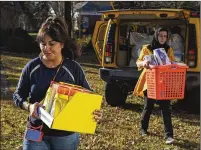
[28,33,37,40]
[1,51,200,150]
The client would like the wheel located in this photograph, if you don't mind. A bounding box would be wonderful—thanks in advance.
[184,86,200,114]
[105,81,128,106]
[174,86,200,114]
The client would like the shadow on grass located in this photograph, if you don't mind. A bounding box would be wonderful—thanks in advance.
[2,72,21,79]
[7,78,19,86]
[180,119,200,127]
[119,102,143,113]
[173,139,200,150]
[78,51,99,64]
[1,51,37,59]
[85,70,99,75]
[119,100,200,128]
[1,94,13,101]
[173,112,200,127]
[1,78,18,101]
[80,63,101,69]
[3,66,24,74]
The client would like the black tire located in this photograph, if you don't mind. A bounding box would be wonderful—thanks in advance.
[184,86,200,114]
[174,86,200,114]
[105,81,128,106]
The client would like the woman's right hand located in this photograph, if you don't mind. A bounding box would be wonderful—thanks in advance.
[142,60,150,69]
[29,102,43,118]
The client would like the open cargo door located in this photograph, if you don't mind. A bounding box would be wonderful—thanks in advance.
[92,21,107,65]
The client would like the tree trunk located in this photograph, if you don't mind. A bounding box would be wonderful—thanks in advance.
[18,2,38,30]
[64,2,72,38]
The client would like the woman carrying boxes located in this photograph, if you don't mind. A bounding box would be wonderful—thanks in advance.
[13,16,102,150]
[133,27,176,144]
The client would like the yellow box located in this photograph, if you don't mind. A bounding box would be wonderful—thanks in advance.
[39,82,102,134]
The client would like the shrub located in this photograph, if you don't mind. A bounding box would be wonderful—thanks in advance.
[77,35,93,52]
[3,27,40,54]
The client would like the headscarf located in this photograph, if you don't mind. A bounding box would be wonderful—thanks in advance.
[148,27,170,52]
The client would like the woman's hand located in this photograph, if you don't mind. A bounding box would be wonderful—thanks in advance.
[29,102,43,118]
[93,109,103,123]
[137,60,151,69]
[142,60,150,69]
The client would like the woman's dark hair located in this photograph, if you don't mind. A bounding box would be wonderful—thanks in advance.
[148,27,170,52]
[36,16,80,60]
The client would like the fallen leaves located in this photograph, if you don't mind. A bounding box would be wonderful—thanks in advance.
[1,51,200,150]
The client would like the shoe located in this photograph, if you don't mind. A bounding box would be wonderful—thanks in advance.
[165,137,175,144]
[141,130,148,136]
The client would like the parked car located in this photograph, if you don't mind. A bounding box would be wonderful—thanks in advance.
[92,8,200,113]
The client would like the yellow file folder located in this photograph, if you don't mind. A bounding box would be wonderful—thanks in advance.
[39,88,102,134]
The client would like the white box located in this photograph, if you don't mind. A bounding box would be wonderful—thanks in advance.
[153,48,171,65]
[144,55,158,66]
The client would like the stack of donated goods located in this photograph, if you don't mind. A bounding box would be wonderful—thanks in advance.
[129,32,153,67]
[145,48,188,100]
[144,48,185,66]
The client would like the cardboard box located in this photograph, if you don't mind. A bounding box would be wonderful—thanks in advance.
[38,82,102,134]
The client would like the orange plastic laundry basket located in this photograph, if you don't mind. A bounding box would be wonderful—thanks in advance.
[146,64,188,100]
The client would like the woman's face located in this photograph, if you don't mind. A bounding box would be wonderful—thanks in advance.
[40,34,63,61]
[158,31,168,45]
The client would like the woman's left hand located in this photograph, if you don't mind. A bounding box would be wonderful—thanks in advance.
[93,109,103,123]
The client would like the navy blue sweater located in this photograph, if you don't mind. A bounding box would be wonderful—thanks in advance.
[13,56,91,136]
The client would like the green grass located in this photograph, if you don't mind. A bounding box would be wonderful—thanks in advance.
[28,33,37,40]
[28,33,37,35]
[1,51,200,150]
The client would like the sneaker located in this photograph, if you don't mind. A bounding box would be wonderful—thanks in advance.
[165,137,175,144]
[141,130,148,136]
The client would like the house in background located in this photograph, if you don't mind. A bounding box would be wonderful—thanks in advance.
[73,2,112,37]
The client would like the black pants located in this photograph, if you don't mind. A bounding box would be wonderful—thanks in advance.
[141,91,173,138]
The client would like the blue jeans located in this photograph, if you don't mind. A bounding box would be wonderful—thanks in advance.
[23,133,79,150]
